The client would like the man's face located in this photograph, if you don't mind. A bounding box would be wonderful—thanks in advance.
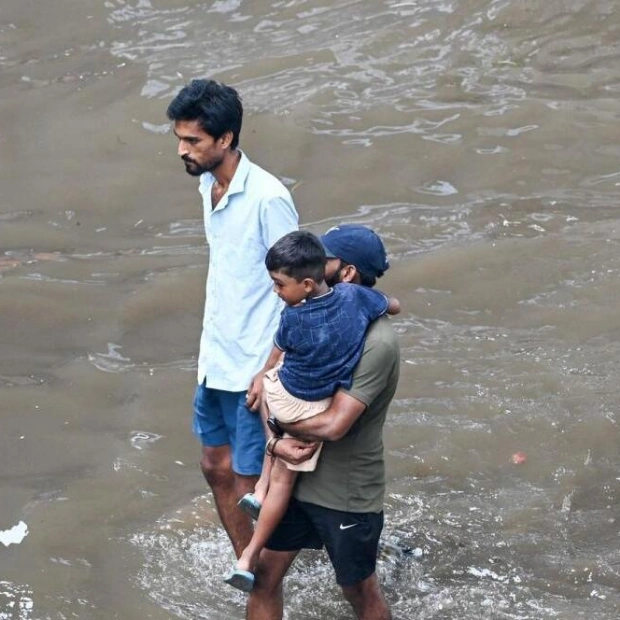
[324,258,344,287]
[173,120,226,177]
[324,258,363,287]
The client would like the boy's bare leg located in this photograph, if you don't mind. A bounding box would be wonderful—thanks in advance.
[251,453,272,505]
[237,458,298,573]
[250,394,274,504]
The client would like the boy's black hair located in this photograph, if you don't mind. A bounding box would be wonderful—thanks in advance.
[266,231,326,283]
[166,79,243,149]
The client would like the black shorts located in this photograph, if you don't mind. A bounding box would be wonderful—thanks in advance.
[266,498,384,587]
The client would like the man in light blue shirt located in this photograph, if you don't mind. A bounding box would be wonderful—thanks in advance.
[167,79,298,557]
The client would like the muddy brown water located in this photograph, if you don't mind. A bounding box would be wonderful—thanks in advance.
[2,1,620,618]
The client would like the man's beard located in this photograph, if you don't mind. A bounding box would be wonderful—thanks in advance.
[325,271,342,287]
[182,154,223,177]
[183,157,207,177]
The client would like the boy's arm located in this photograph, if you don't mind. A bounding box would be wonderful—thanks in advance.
[262,344,284,371]
[386,295,401,315]
[246,345,283,412]
[366,285,400,316]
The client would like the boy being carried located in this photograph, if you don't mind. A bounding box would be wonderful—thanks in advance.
[224,230,400,592]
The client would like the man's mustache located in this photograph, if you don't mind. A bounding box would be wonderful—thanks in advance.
[182,155,197,165]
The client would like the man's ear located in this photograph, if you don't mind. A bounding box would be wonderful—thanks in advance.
[340,264,360,284]
[219,130,233,149]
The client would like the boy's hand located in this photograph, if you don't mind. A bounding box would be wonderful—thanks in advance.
[274,438,319,465]
[246,372,264,412]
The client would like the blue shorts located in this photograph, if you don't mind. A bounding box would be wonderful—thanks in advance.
[266,498,384,586]
[192,383,265,476]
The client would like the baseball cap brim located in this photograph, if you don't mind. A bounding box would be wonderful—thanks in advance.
[321,242,338,259]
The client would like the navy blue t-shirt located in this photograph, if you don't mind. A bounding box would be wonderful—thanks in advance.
[274,283,389,400]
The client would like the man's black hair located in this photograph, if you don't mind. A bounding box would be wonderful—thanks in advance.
[166,79,243,149]
[338,260,376,288]
[358,272,376,287]
[266,231,326,283]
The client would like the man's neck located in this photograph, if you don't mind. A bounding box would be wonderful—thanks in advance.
[212,149,241,191]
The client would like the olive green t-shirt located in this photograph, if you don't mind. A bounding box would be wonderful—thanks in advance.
[293,316,400,513]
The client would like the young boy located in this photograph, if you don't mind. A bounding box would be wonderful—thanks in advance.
[224,230,400,592]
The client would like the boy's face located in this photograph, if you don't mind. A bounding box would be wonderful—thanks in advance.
[269,270,314,306]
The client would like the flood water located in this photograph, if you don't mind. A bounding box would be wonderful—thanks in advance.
[2,0,620,618]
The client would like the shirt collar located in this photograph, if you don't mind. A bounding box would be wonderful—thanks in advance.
[228,150,250,197]
[307,287,335,303]
[200,150,250,204]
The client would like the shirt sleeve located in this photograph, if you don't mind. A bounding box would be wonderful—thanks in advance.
[273,311,289,352]
[260,195,299,250]
[355,286,390,321]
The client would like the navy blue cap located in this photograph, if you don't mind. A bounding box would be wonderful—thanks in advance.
[320,224,389,279]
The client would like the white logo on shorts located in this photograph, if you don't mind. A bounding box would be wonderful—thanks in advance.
[339,523,358,530]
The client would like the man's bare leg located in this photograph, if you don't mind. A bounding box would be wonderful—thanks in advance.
[246,548,299,620]
[200,444,258,558]
[341,573,392,620]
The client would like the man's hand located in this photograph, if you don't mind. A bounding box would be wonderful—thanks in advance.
[274,437,319,465]
[246,372,264,412]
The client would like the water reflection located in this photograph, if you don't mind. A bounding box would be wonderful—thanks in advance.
[131,489,620,618]
[0,582,34,620]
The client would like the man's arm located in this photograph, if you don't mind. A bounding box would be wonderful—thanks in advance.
[261,195,299,248]
[278,389,366,442]
[274,391,365,466]
[280,317,398,443]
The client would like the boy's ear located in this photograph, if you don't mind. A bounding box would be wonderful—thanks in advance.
[302,278,315,292]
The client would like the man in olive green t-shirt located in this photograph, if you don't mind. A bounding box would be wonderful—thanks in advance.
[247,225,400,620]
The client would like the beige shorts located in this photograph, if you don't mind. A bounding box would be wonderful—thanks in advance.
[263,367,331,472]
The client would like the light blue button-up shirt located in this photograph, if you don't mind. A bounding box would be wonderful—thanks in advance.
[197,151,298,391]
